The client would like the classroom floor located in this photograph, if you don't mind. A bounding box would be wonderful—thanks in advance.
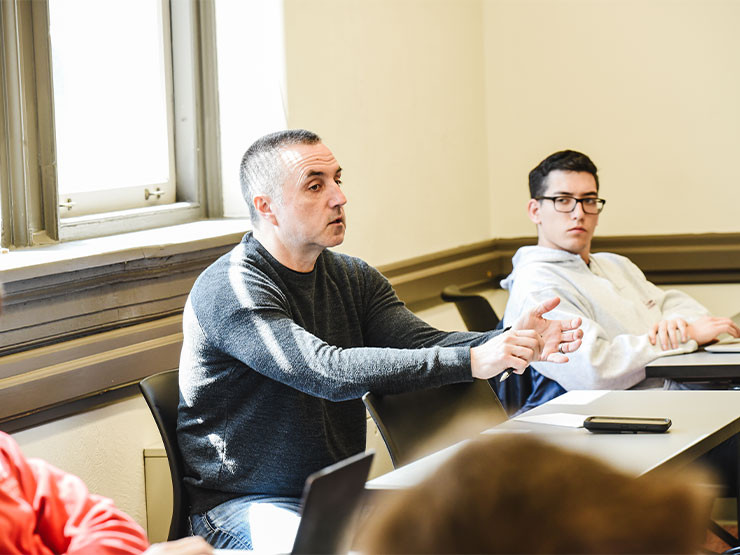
[704,524,738,553]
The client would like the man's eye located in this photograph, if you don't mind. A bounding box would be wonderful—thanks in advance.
[583,198,597,206]
[554,197,571,205]
[308,183,320,191]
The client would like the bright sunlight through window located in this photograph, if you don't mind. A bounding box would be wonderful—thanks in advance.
[48,0,173,216]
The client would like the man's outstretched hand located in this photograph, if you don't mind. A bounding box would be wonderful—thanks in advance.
[513,297,583,363]
[471,297,582,379]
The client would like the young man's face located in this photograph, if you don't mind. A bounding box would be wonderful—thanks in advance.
[272,142,347,258]
[527,170,599,263]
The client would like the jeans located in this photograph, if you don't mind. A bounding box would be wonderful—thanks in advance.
[190,495,302,551]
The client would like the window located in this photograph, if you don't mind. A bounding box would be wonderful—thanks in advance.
[214,0,287,218]
[49,0,175,217]
[0,0,221,247]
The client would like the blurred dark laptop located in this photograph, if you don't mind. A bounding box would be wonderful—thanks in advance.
[212,450,374,555]
[291,450,374,554]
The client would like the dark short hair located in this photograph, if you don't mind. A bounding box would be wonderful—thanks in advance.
[239,129,322,222]
[528,150,599,198]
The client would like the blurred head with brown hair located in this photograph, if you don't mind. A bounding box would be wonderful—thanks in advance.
[359,434,711,554]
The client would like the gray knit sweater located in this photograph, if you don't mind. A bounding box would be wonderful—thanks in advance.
[177,232,494,513]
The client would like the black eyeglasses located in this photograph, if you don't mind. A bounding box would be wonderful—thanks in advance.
[536,196,606,214]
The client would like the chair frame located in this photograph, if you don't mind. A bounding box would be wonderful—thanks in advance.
[363,380,507,468]
[139,369,190,540]
[440,284,500,332]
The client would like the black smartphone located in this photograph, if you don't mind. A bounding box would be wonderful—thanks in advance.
[583,416,672,433]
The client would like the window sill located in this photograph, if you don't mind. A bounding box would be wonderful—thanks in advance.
[1,218,251,354]
[2,218,250,280]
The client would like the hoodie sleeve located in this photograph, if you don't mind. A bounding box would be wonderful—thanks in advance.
[502,256,698,391]
[522,290,697,390]
[612,257,711,323]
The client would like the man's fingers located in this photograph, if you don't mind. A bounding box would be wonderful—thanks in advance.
[562,316,582,331]
[559,337,582,353]
[509,344,537,363]
[648,323,657,345]
[669,324,679,349]
[559,329,583,343]
[724,320,740,337]
[504,331,541,360]
[677,319,689,343]
[546,352,568,363]
[531,296,561,318]
[658,323,670,351]
[502,352,531,372]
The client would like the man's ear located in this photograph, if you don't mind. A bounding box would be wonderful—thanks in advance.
[527,198,542,225]
[253,194,278,226]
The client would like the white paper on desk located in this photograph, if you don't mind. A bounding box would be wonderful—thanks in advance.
[514,412,585,428]
[547,390,608,405]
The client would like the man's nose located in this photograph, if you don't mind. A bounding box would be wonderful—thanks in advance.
[571,201,586,217]
[329,182,347,207]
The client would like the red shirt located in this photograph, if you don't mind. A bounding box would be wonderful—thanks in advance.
[0,432,150,554]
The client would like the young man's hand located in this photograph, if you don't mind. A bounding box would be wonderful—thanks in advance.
[649,316,740,350]
[470,297,583,379]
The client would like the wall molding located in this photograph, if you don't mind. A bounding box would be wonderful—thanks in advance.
[1,231,738,428]
[386,233,740,309]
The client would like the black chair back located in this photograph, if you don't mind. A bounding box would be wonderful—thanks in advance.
[362,380,507,468]
[440,285,500,331]
[139,369,190,540]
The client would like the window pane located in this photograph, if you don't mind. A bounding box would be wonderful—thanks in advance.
[215,0,287,218]
[49,0,170,197]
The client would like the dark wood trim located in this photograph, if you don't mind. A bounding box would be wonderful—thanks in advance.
[0,383,141,434]
[381,233,740,309]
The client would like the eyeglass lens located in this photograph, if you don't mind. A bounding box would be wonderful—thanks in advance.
[552,197,604,214]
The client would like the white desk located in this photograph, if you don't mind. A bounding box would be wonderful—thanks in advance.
[366,390,740,491]
[646,351,740,381]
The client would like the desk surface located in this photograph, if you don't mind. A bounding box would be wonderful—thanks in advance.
[366,390,740,491]
[646,350,740,379]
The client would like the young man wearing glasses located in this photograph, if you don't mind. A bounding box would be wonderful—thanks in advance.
[501,149,740,395]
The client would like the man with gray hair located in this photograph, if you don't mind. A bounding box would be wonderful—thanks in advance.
[177,129,583,550]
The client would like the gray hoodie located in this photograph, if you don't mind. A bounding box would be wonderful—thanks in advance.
[501,246,706,390]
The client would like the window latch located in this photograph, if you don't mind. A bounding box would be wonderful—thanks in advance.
[144,187,166,200]
[58,198,77,211]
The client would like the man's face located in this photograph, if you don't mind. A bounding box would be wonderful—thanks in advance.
[271,142,346,257]
[528,170,599,262]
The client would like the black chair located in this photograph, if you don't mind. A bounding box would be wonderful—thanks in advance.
[139,369,190,540]
[440,284,500,331]
[362,380,507,468]
[440,284,534,414]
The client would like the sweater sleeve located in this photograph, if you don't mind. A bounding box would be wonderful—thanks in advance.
[188,263,496,401]
[0,432,149,555]
[358,260,499,350]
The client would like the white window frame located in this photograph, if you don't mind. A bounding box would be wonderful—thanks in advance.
[0,0,223,248]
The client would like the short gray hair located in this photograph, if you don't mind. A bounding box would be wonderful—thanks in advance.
[239,129,322,224]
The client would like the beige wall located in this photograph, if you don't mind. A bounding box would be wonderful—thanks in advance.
[483,0,740,238]
[286,0,740,264]
[284,0,491,267]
